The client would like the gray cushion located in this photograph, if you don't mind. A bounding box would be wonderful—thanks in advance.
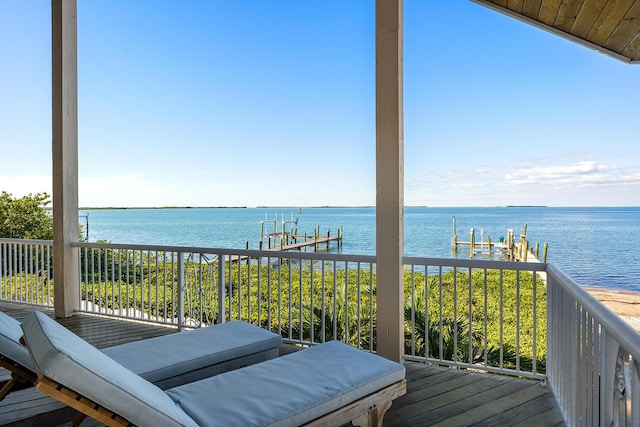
[103,320,281,383]
[0,309,281,389]
[0,311,35,374]
[22,311,404,427]
[167,340,406,427]
[21,311,198,427]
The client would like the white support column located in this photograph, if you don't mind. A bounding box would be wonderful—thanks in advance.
[375,0,404,362]
[52,0,79,317]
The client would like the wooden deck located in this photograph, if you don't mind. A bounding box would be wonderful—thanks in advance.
[0,302,565,426]
[384,364,565,426]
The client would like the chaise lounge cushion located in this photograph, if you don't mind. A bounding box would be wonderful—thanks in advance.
[22,311,406,427]
[167,340,406,426]
[0,310,282,389]
[103,320,282,384]
[22,311,198,427]
[0,311,35,374]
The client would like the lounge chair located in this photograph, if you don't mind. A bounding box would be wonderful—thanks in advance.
[22,311,406,427]
[0,311,37,399]
[0,310,282,399]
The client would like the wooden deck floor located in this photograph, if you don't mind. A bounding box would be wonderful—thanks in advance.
[384,364,565,426]
[0,302,565,426]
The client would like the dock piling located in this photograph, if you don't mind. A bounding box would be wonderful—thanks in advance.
[450,219,548,263]
[470,228,475,259]
[257,214,341,253]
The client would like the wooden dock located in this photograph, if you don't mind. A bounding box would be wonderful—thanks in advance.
[258,215,342,252]
[211,214,344,263]
[271,234,341,251]
[451,218,548,262]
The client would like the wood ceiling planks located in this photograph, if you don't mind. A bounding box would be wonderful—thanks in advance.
[473,0,640,63]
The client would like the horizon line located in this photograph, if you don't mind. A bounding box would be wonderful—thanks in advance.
[71,205,640,210]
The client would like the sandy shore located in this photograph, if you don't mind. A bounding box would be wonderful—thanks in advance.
[585,287,640,331]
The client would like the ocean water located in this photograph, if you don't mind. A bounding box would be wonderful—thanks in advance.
[82,206,640,292]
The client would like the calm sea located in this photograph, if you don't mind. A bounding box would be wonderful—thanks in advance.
[82,207,640,292]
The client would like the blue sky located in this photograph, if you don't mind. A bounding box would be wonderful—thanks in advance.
[1,1,639,208]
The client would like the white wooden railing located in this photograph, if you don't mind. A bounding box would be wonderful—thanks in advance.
[2,237,640,425]
[546,264,640,426]
[402,256,547,380]
[0,239,53,306]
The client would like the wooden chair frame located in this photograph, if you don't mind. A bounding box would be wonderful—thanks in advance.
[0,354,37,400]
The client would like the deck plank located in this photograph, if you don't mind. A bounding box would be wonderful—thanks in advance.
[383,363,565,426]
[424,377,533,425]
[0,302,566,426]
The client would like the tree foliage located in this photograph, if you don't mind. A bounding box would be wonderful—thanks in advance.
[0,191,53,239]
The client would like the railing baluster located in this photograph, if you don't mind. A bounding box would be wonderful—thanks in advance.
[257,256,262,328]
[532,271,537,375]
[287,257,292,341]
[237,256,242,322]
[369,262,374,352]
[109,248,114,316]
[424,264,430,361]
[483,268,488,367]
[344,261,349,345]
[34,245,40,304]
[154,251,159,322]
[321,260,326,343]
[410,264,416,358]
[162,251,167,322]
[12,244,17,301]
[177,252,185,329]
[516,270,521,372]
[25,244,30,303]
[453,266,458,364]
[18,244,23,303]
[356,262,360,349]
[298,257,303,343]
[310,259,315,344]
[146,249,151,321]
[499,268,504,370]
[126,250,131,317]
[217,253,225,324]
[332,260,337,342]
[438,265,443,361]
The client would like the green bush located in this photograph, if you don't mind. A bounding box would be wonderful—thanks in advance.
[0,192,53,240]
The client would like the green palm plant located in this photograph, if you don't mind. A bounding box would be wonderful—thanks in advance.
[282,279,375,350]
[405,304,533,370]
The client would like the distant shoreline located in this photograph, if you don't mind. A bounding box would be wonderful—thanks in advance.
[78,205,380,210]
[74,205,637,210]
[79,206,248,210]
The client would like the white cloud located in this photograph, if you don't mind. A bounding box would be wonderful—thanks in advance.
[406,154,640,206]
[0,175,51,197]
[504,161,621,186]
[5,155,638,208]
[78,173,165,207]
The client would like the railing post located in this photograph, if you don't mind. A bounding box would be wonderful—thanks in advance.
[601,322,619,426]
[217,253,226,324]
[177,252,185,331]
